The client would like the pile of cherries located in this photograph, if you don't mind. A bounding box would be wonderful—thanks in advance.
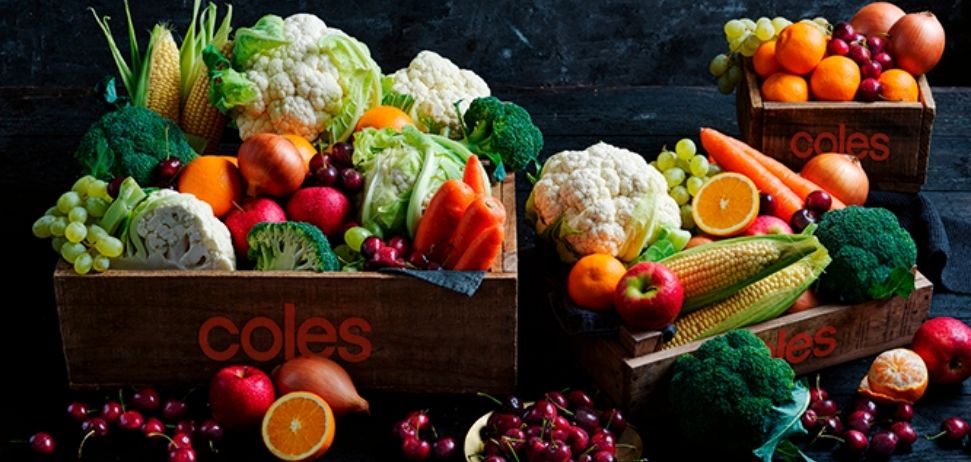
[392,410,459,460]
[306,142,364,193]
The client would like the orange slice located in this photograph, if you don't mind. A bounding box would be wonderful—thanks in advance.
[690,172,760,237]
[262,392,336,461]
[858,348,928,405]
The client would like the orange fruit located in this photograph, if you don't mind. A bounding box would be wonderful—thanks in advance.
[761,73,810,102]
[567,254,627,311]
[177,155,244,218]
[355,106,414,132]
[262,392,336,462]
[810,56,862,102]
[685,235,715,249]
[775,22,827,75]
[858,348,928,405]
[282,135,317,170]
[691,172,760,237]
[879,69,919,102]
[753,40,782,78]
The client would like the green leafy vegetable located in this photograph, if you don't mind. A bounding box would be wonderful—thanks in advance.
[247,221,339,272]
[460,96,543,181]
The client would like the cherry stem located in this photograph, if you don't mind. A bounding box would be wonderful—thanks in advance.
[149,432,177,445]
[9,439,25,444]
[476,392,503,407]
[118,389,126,410]
[616,443,638,449]
[208,439,219,454]
[926,430,947,441]
[78,430,95,460]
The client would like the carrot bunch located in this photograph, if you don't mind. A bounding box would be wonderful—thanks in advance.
[413,156,506,271]
[700,128,844,224]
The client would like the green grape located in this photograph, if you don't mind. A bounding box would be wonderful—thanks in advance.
[45,206,62,217]
[709,54,731,77]
[740,34,762,57]
[85,180,109,200]
[364,223,384,239]
[60,241,87,264]
[686,176,705,196]
[680,204,696,229]
[670,186,690,206]
[772,17,792,32]
[755,17,775,41]
[68,206,88,224]
[57,191,81,214]
[74,253,93,275]
[727,65,743,86]
[85,197,108,218]
[72,176,94,194]
[675,139,697,160]
[689,156,710,177]
[649,161,658,170]
[740,18,757,30]
[343,226,373,252]
[676,158,691,173]
[707,163,723,176]
[724,20,746,40]
[728,33,748,52]
[656,151,676,170]
[87,224,108,244]
[65,222,87,243]
[92,255,111,273]
[50,217,68,237]
[333,243,357,263]
[96,236,124,258]
[663,168,686,188]
[51,237,67,254]
[812,17,830,28]
[717,73,735,94]
[32,215,56,238]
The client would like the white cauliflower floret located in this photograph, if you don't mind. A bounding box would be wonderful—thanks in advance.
[390,50,491,135]
[528,142,681,262]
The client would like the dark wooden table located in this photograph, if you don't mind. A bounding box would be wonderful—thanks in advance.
[2,86,969,461]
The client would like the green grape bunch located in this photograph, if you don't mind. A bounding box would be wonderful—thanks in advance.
[652,138,722,231]
[32,176,123,274]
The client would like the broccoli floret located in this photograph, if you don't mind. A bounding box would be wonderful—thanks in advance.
[815,206,917,303]
[247,222,339,272]
[74,106,197,185]
[670,330,802,459]
[462,96,543,176]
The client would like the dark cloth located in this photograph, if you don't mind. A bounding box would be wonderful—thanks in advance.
[379,267,486,296]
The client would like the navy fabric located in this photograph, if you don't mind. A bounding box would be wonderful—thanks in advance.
[379,268,486,296]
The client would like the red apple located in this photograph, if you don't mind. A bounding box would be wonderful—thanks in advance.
[224,198,287,256]
[613,262,683,330]
[912,317,971,385]
[286,187,351,237]
[743,215,793,236]
[209,365,276,430]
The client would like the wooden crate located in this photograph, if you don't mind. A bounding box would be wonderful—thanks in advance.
[53,177,519,394]
[577,273,933,415]
[737,60,936,193]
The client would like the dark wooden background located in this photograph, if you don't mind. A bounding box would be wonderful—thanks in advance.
[2,1,969,461]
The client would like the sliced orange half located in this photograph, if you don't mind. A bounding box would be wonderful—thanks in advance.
[262,392,336,462]
[858,348,928,405]
[691,172,760,237]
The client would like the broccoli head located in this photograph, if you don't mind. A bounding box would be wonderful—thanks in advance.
[670,330,806,459]
[247,222,340,272]
[462,96,543,177]
[815,206,917,303]
[74,106,197,186]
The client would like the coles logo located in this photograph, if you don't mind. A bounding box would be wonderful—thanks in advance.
[765,325,838,365]
[198,302,372,363]
[789,124,890,161]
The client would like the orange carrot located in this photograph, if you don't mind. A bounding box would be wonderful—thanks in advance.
[443,196,507,269]
[453,225,504,271]
[413,180,476,263]
[699,128,803,223]
[725,136,846,210]
[463,155,489,197]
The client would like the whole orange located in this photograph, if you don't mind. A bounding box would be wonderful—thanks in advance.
[761,73,809,102]
[355,106,414,132]
[810,56,861,102]
[567,254,627,311]
[283,134,317,170]
[775,23,827,75]
[177,156,245,218]
[753,40,782,78]
[879,69,919,102]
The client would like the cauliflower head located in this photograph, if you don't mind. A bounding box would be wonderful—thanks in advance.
[390,51,491,136]
[526,142,681,262]
[207,14,381,144]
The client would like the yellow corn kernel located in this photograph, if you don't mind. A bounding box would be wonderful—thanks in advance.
[145,25,181,122]
[180,75,226,153]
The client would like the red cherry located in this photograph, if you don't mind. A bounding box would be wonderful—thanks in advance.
[132,387,160,412]
[67,401,90,422]
[168,448,197,462]
[141,417,165,437]
[100,401,123,423]
[29,432,56,455]
[402,437,431,460]
[162,398,189,422]
[118,410,145,431]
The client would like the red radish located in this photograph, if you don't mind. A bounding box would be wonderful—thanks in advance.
[286,187,351,237]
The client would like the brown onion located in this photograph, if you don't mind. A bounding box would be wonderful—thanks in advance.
[800,153,869,206]
[889,12,946,76]
[273,356,369,417]
[237,133,308,197]
[851,2,906,36]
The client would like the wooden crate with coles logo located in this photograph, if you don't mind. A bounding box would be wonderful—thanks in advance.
[577,272,932,415]
[736,60,935,193]
[53,177,519,394]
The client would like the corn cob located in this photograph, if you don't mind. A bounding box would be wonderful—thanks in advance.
[180,55,227,153]
[660,247,831,350]
[145,25,181,122]
[659,234,822,313]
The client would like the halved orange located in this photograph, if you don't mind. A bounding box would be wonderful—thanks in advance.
[690,172,760,237]
[262,392,336,461]
[858,348,928,405]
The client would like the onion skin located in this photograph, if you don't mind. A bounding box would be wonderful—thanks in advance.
[273,356,370,417]
[889,12,946,76]
[238,133,308,197]
[800,153,869,207]
[851,2,906,36]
